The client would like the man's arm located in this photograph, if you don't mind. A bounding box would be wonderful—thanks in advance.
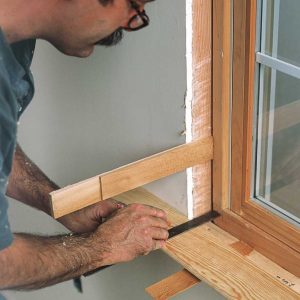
[6,144,57,215]
[6,144,124,233]
[0,233,100,290]
[0,204,169,291]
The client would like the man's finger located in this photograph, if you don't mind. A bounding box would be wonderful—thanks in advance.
[130,204,167,220]
[149,227,169,240]
[152,240,166,251]
[144,216,169,230]
[93,199,125,220]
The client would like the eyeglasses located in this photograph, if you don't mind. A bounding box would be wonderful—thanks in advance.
[124,1,150,31]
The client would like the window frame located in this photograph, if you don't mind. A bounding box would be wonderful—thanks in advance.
[212,0,300,277]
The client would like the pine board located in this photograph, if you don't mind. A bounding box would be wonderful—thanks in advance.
[114,188,300,299]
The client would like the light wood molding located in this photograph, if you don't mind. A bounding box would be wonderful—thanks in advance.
[190,0,212,217]
[49,176,101,219]
[145,269,200,300]
[212,0,231,212]
[50,137,213,218]
[115,188,300,299]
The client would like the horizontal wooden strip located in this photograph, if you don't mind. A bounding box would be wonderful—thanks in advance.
[114,188,300,299]
[101,137,213,200]
[145,269,200,300]
[50,137,213,218]
[50,176,101,219]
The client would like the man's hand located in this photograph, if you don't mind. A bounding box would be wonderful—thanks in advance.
[90,203,169,265]
[57,199,125,233]
[0,204,169,290]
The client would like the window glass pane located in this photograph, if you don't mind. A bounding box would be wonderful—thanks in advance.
[263,0,300,68]
[255,67,300,222]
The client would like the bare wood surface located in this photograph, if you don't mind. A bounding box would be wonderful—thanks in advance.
[50,176,101,219]
[231,0,248,214]
[212,0,231,212]
[241,201,300,253]
[145,269,200,300]
[216,209,300,278]
[50,137,213,218]
[115,188,300,299]
[191,0,212,217]
[101,137,213,200]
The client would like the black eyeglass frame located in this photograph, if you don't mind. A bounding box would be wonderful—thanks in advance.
[124,1,150,31]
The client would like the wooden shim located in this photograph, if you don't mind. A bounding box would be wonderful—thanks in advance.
[115,188,300,299]
[146,269,200,300]
[50,137,213,218]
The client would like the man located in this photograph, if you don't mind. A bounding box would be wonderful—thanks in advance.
[0,0,169,296]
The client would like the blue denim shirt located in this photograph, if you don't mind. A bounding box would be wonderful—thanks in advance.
[0,28,35,256]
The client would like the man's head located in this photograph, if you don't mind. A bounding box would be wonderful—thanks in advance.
[0,0,153,57]
[42,0,154,57]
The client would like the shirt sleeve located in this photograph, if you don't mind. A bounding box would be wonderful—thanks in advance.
[0,65,18,251]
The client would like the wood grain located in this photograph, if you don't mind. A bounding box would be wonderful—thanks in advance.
[191,0,212,217]
[115,188,300,299]
[101,137,213,200]
[145,269,200,300]
[229,0,300,255]
[50,137,213,218]
[212,0,231,212]
[50,176,101,219]
[216,209,300,278]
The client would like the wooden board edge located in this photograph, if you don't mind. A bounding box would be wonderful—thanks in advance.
[145,269,200,300]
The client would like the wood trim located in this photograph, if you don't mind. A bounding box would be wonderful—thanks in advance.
[230,0,300,253]
[50,137,213,218]
[191,0,212,217]
[115,189,300,298]
[49,176,101,219]
[212,0,231,212]
[210,0,300,278]
[241,201,300,252]
[145,269,200,300]
[215,209,300,277]
[230,0,252,214]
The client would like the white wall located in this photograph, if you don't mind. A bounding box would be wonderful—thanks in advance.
[7,0,223,299]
